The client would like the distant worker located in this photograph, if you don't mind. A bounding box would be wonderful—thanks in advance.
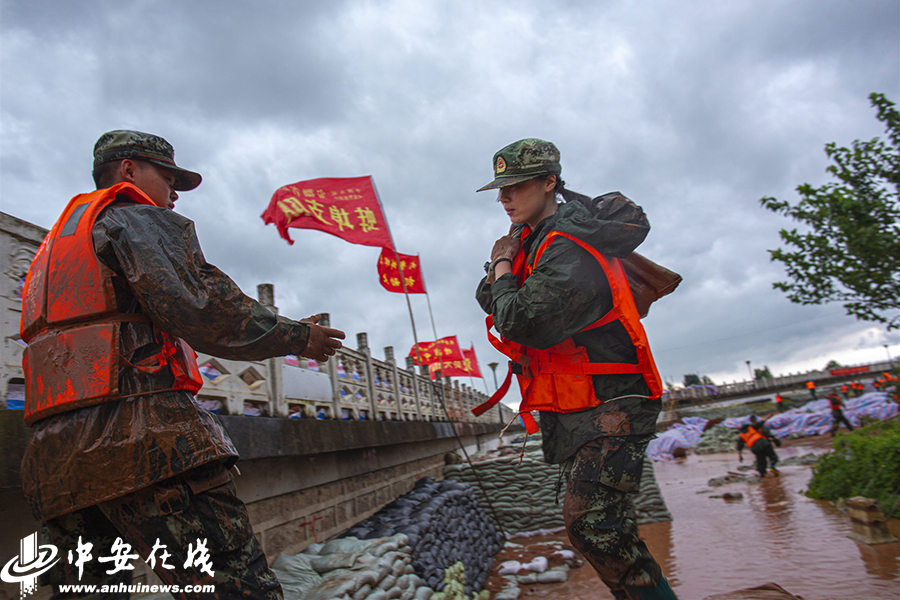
[737,416,781,477]
[774,393,785,412]
[884,372,900,402]
[840,384,850,401]
[805,380,817,401]
[851,381,865,397]
[827,391,855,435]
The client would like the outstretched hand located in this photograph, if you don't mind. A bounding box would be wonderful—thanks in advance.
[300,314,346,362]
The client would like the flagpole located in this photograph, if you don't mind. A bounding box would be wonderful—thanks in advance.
[469,341,490,394]
[369,179,426,403]
[418,254,448,388]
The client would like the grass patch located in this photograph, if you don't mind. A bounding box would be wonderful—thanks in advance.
[806,417,900,514]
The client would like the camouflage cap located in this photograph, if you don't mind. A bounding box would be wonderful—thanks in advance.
[92,130,202,191]
[476,138,561,192]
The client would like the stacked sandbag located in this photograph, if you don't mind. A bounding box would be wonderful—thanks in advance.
[678,403,753,421]
[343,478,503,596]
[444,446,565,536]
[271,533,432,600]
[693,424,740,454]
[444,441,673,533]
[631,458,673,524]
[429,562,490,600]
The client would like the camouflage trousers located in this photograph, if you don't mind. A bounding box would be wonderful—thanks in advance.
[40,462,282,600]
[562,435,662,598]
[750,439,779,477]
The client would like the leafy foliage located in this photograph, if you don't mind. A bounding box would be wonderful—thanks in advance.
[683,374,714,387]
[761,93,900,329]
[753,366,773,380]
[806,418,900,513]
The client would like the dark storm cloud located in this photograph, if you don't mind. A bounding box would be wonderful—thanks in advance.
[1,0,897,393]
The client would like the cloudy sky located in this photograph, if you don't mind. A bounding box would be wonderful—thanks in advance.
[2,0,898,396]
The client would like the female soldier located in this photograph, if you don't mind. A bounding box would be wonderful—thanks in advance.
[475,138,677,600]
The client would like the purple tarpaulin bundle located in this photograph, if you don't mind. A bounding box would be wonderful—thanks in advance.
[648,417,708,461]
[648,393,897,460]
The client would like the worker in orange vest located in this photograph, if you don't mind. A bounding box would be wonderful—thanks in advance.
[827,392,855,435]
[881,372,899,402]
[737,416,781,477]
[805,380,817,401]
[840,384,850,400]
[774,393,786,412]
[474,139,677,599]
[19,130,346,598]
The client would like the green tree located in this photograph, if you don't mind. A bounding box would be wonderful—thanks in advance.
[761,93,900,329]
[683,374,701,387]
[754,366,773,380]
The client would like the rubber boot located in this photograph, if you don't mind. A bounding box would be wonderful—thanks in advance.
[623,576,679,600]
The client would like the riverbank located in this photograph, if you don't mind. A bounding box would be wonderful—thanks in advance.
[483,435,899,599]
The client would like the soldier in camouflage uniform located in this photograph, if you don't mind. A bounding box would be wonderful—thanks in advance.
[22,130,345,599]
[475,139,678,600]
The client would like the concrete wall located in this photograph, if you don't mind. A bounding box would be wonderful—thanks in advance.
[0,212,44,411]
[221,417,508,557]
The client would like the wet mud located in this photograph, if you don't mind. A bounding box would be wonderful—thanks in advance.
[484,435,900,599]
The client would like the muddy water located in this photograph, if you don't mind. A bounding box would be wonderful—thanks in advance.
[491,438,900,599]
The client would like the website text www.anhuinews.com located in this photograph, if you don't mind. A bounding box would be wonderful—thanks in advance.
[58,583,215,595]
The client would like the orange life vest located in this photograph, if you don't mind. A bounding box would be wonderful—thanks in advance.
[19,183,202,425]
[473,229,663,433]
[739,426,764,449]
[828,395,842,410]
[806,381,816,390]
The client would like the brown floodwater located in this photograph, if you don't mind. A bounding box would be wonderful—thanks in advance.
[486,437,900,600]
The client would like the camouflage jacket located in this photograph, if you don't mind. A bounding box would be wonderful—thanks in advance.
[476,194,661,464]
[21,199,310,521]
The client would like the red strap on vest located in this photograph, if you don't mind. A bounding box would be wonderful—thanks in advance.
[472,362,512,417]
[520,412,539,434]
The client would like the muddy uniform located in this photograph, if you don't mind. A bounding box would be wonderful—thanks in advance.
[736,422,780,477]
[477,195,663,595]
[23,200,309,599]
[827,393,855,435]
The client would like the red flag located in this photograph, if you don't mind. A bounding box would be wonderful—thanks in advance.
[377,248,426,294]
[408,336,464,365]
[261,176,393,249]
[429,346,483,379]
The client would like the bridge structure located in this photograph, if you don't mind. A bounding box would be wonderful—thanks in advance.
[664,358,896,410]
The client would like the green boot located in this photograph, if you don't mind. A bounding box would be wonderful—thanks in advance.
[624,576,679,599]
